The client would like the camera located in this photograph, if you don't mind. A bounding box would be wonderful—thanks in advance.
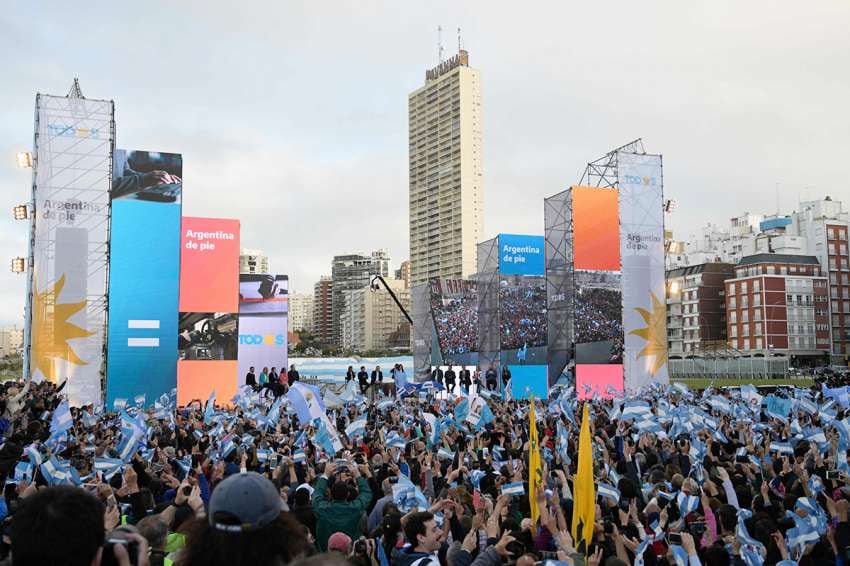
[688,521,706,537]
[101,533,139,566]
[668,532,682,546]
[354,538,368,555]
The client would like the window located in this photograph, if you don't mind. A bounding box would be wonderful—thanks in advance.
[781,266,788,274]
[790,265,798,273]
[753,280,761,292]
[742,311,749,323]
[742,296,749,308]
[730,325,738,338]
[730,311,737,323]
[767,266,776,274]
[756,337,763,349]
[729,297,736,309]
[753,294,761,307]
[728,284,736,295]
[741,282,748,293]
[754,310,762,321]
[743,325,750,337]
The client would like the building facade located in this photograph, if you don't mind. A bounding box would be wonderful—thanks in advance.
[791,197,850,360]
[666,262,735,357]
[239,248,269,274]
[312,276,334,347]
[395,260,411,289]
[339,278,411,352]
[330,250,390,347]
[288,292,314,334]
[0,326,23,357]
[408,50,483,286]
[725,254,831,362]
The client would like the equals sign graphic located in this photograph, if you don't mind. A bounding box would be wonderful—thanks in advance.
[127,320,160,347]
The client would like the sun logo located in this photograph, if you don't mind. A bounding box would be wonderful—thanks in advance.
[31,274,92,382]
[628,291,668,376]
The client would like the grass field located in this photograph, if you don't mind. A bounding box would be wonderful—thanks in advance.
[672,377,814,389]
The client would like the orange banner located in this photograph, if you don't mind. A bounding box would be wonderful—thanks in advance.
[177,360,238,407]
[572,186,620,271]
[179,217,240,313]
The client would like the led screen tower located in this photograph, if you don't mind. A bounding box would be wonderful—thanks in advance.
[25,85,114,406]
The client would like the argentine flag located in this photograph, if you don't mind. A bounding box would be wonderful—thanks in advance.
[287,383,326,425]
[501,481,525,497]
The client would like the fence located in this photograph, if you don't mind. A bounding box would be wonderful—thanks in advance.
[668,357,789,379]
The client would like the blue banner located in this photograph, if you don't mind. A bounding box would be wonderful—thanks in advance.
[498,234,545,275]
[106,150,182,407]
[508,365,549,400]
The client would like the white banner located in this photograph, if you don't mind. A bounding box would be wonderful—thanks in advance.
[29,95,113,406]
[617,152,669,390]
[237,314,288,385]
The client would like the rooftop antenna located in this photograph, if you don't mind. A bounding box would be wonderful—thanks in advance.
[458,26,462,52]
[437,25,444,64]
[775,182,780,216]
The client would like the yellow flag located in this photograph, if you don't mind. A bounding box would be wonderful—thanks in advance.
[572,402,595,552]
[529,398,543,524]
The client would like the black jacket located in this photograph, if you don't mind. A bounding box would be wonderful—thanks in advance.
[268,371,279,384]
[371,370,383,383]
[245,372,256,386]
[357,371,369,384]
[444,370,456,382]
[288,369,300,383]
[431,368,444,382]
[459,369,471,385]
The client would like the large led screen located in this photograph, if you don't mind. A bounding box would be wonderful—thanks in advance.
[28,95,114,406]
[498,234,545,276]
[106,149,182,407]
[572,186,620,272]
[237,314,287,386]
[430,279,478,359]
[239,274,289,314]
[499,276,547,366]
[178,217,240,313]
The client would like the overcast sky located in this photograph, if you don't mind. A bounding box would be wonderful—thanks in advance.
[1,1,849,327]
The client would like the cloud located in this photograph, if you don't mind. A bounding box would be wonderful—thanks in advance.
[0,0,848,327]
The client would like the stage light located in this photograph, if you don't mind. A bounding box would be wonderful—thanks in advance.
[13,205,28,220]
[15,152,32,168]
[10,258,25,274]
[669,281,680,294]
[663,199,678,213]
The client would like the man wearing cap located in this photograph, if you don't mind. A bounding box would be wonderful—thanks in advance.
[312,459,373,551]
[178,471,308,566]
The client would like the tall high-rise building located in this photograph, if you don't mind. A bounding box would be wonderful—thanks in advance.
[312,276,334,347]
[330,250,390,346]
[408,49,483,286]
[239,248,269,274]
[288,293,315,334]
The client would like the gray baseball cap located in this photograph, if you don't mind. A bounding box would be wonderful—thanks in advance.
[208,472,282,532]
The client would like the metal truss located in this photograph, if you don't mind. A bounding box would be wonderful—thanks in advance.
[579,138,645,188]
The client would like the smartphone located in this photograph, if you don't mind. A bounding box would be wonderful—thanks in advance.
[735,455,749,464]
[827,470,842,480]
[618,498,631,512]
[689,521,707,537]
[388,476,399,484]
[668,533,682,546]
[106,495,118,508]
[182,486,192,497]
[101,537,139,566]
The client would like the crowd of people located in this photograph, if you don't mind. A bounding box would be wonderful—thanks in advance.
[575,287,624,344]
[4,374,850,566]
[499,286,547,350]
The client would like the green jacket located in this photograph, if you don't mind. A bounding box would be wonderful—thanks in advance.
[312,476,372,551]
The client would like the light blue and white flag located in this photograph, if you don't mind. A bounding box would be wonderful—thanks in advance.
[25,443,42,466]
[313,415,343,456]
[437,447,455,461]
[345,418,368,440]
[501,481,525,496]
[292,449,307,463]
[677,492,700,515]
[769,442,794,455]
[204,390,217,423]
[597,482,620,502]
[288,383,326,425]
[49,400,73,439]
[94,457,125,479]
[14,462,33,483]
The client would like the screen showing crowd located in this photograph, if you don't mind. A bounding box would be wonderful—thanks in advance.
[499,277,547,350]
[429,279,478,356]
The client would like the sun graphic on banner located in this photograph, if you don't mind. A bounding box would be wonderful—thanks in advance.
[31,275,93,383]
[628,291,668,376]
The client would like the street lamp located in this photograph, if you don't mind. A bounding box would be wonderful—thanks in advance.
[15,152,32,168]
[12,205,28,220]
[10,258,25,274]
